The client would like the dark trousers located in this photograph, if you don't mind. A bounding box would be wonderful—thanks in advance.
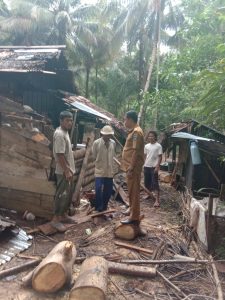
[95,177,113,212]
[144,167,159,191]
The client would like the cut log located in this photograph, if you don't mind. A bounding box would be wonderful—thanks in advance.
[69,256,108,300]
[115,241,153,255]
[108,262,156,278]
[159,172,172,183]
[114,222,141,240]
[72,132,95,207]
[31,241,76,293]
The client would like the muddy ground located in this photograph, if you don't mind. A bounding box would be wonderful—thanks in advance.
[0,183,225,300]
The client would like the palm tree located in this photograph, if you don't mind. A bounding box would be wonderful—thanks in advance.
[113,0,184,127]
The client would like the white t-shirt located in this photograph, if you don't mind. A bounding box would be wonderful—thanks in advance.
[144,142,163,168]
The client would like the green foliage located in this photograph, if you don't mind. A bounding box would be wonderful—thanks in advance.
[0,0,225,133]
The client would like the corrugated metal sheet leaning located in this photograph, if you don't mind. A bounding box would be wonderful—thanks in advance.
[0,225,32,265]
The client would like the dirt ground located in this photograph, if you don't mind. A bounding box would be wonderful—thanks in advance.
[0,183,225,300]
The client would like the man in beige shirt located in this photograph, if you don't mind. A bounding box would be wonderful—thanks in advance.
[92,125,115,212]
[52,111,76,232]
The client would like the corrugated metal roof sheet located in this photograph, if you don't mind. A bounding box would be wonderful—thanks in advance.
[70,100,111,121]
[0,228,32,265]
[171,132,212,141]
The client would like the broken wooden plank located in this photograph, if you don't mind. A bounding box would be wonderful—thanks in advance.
[0,175,55,195]
[108,261,156,278]
[113,180,129,206]
[115,241,153,255]
[72,132,95,207]
[0,190,53,219]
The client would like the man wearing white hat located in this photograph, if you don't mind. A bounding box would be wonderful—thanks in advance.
[92,125,115,212]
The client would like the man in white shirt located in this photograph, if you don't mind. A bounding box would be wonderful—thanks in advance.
[144,131,162,207]
[92,125,115,212]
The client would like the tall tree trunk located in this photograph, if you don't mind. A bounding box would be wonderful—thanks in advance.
[138,31,144,101]
[95,66,98,104]
[138,0,161,126]
[85,67,90,99]
[152,1,162,130]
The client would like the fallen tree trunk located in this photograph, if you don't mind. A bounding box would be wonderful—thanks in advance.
[108,262,156,278]
[69,256,108,300]
[26,241,76,293]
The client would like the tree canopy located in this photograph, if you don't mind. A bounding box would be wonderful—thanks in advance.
[0,0,224,132]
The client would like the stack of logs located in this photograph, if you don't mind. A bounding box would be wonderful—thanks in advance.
[73,148,95,189]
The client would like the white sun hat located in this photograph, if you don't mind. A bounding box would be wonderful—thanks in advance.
[100,125,114,135]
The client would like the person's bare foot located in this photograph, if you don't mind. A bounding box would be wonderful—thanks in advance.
[153,201,160,208]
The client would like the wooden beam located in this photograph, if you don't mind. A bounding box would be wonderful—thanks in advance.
[120,259,209,264]
[204,158,220,183]
[113,180,129,206]
[115,241,153,255]
[206,194,214,252]
[108,262,156,278]
[0,45,66,49]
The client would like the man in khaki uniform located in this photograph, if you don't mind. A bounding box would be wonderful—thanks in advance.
[121,111,144,224]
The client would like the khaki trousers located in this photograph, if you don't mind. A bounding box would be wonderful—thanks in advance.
[126,170,141,221]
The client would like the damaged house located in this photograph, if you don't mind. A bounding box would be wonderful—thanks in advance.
[165,120,225,251]
[0,46,125,220]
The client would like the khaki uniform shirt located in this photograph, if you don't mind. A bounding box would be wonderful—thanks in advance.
[53,127,75,175]
[121,125,144,173]
[92,138,115,178]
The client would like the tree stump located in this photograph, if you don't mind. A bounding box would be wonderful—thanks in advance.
[114,222,142,240]
[69,256,108,300]
[24,241,77,293]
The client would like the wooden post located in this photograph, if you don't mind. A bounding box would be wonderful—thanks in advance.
[204,158,220,184]
[70,109,78,144]
[206,194,214,252]
[69,256,108,300]
[220,184,225,201]
[72,131,95,207]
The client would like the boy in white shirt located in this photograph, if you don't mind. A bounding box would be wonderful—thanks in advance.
[144,131,162,207]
